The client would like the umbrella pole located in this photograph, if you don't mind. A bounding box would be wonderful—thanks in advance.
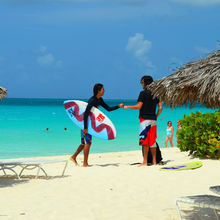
[160,108,173,121]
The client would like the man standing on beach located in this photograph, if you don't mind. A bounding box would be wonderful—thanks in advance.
[70,83,124,167]
[124,76,162,166]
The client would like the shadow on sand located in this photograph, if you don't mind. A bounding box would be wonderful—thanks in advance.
[18,174,70,180]
[0,177,28,188]
[93,163,120,167]
[0,174,70,187]
[130,159,173,166]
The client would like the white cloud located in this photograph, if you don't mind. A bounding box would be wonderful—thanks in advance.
[36,46,63,68]
[37,53,55,66]
[37,53,63,67]
[126,33,154,69]
[126,33,152,57]
[171,0,220,6]
[33,46,48,54]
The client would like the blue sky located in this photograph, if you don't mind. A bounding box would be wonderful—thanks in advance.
[0,0,220,99]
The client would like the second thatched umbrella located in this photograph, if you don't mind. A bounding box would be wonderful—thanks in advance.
[0,86,7,100]
[149,50,220,109]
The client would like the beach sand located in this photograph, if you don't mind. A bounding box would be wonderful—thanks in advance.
[0,147,220,220]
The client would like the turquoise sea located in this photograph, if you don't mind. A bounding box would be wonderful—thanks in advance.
[0,98,216,159]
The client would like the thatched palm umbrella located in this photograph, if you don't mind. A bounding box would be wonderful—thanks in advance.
[149,50,220,109]
[0,86,7,100]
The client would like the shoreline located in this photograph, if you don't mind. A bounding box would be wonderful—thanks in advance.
[1,148,220,220]
[0,149,141,161]
[2,146,218,162]
[0,146,181,161]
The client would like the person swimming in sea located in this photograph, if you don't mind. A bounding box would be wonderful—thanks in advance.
[165,121,174,148]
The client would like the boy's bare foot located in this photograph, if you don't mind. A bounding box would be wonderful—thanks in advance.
[70,156,78,166]
[83,164,92,167]
[138,163,148,167]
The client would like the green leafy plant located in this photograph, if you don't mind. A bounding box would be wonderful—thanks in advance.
[177,111,220,159]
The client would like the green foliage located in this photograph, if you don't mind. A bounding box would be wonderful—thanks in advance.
[177,111,220,159]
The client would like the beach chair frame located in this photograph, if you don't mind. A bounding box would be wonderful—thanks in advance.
[175,195,220,220]
[0,159,68,179]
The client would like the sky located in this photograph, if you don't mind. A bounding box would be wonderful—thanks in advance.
[0,0,220,99]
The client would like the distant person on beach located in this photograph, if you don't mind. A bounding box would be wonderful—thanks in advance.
[70,83,124,167]
[165,121,174,148]
[176,120,182,143]
[124,75,163,166]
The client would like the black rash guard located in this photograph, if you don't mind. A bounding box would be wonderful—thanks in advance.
[84,96,119,129]
[137,89,159,120]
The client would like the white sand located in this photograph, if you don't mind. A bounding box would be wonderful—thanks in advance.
[0,147,220,220]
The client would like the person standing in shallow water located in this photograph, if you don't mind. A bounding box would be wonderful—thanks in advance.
[176,120,182,144]
[70,83,124,167]
[124,76,163,166]
[165,121,174,148]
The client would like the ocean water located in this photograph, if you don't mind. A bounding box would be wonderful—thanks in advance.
[0,98,216,159]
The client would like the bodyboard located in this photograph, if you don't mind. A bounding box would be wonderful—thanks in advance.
[64,100,117,140]
[160,161,203,171]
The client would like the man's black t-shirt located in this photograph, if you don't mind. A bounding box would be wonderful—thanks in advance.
[84,96,119,129]
[137,90,159,120]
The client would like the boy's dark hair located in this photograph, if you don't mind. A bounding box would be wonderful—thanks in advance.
[141,75,153,86]
[93,83,104,96]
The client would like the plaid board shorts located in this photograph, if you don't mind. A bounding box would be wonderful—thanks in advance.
[139,118,157,148]
[81,130,92,145]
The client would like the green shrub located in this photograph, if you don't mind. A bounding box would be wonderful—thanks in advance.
[177,111,220,159]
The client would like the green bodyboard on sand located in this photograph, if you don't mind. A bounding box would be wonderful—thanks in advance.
[160,161,202,171]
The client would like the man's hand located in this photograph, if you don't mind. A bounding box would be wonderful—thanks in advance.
[124,106,129,110]
[82,129,88,134]
[118,103,124,108]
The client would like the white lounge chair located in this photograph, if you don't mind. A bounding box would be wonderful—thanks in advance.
[175,195,220,220]
[210,186,220,196]
[0,159,68,179]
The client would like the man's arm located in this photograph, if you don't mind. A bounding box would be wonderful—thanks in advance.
[124,91,143,110]
[83,101,94,132]
[124,102,143,110]
[101,99,123,111]
[156,102,163,119]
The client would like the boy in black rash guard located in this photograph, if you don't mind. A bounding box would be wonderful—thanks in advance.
[70,83,123,167]
[124,76,163,166]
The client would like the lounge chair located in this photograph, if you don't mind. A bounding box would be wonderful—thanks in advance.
[0,159,68,179]
[210,186,220,196]
[175,195,220,220]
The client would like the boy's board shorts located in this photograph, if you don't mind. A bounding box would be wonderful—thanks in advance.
[81,130,92,145]
[139,118,157,148]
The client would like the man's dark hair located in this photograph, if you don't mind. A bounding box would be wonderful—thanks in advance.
[141,75,153,86]
[93,83,104,96]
